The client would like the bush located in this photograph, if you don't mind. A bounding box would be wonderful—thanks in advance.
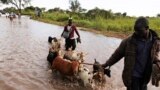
[28,11,160,36]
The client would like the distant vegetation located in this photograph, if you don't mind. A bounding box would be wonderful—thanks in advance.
[0,0,31,13]
[1,0,160,37]
[21,6,160,36]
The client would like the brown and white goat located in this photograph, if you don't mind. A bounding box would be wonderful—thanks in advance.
[78,66,93,86]
[52,55,80,76]
[48,36,61,52]
[92,59,106,87]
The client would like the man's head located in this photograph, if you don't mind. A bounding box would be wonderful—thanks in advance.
[68,17,72,26]
[134,17,149,38]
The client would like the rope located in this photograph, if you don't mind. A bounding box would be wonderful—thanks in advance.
[156,62,160,71]
[80,62,101,66]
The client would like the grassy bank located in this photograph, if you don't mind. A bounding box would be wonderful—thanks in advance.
[27,11,160,38]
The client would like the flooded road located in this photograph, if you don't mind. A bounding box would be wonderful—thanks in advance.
[0,16,159,90]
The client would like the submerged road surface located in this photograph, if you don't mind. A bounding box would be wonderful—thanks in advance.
[0,16,159,90]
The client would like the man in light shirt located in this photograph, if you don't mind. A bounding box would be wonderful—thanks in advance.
[61,18,81,51]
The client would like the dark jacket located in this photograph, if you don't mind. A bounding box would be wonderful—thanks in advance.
[104,29,160,87]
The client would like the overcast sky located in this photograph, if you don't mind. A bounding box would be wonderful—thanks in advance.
[1,0,160,17]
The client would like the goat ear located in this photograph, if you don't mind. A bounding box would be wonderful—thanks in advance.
[83,52,88,56]
[78,68,82,72]
[68,48,72,51]
[84,67,89,71]
[78,60,81,63]
[88,72,92,75]
[94,59,97,62]
[52,37,56,42]
[77,53,80,56]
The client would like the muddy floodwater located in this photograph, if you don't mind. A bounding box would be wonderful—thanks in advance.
[0,16,159,90]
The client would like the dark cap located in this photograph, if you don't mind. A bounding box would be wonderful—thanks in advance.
[134,17,149,31]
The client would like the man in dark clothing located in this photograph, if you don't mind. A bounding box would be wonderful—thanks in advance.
[61,18,81,51]
[102,17,160,90]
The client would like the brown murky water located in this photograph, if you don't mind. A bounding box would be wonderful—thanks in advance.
[0,16,159,90]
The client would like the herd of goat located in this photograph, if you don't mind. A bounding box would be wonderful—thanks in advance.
[47,36,111,88]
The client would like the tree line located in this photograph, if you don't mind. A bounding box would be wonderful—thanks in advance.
[1,0,160,17]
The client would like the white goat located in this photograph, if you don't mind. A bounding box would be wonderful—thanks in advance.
[78,67,93,86]
[63,50,87,63]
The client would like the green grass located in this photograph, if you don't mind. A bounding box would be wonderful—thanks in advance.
[26,11,160,36]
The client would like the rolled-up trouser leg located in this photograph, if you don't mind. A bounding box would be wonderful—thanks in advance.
[65,38,71,50]
[71,39,76,50]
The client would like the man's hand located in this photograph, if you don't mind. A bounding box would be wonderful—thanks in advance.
[102,63,109,68]
[101,62,112,77]
[104,68,111,78]
[77,37,81,43]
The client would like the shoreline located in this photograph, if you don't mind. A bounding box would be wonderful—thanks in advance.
[78,27,130,39]
[31,17,131,39]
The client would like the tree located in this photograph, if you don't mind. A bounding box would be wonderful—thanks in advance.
[86,7,113,19]
[40,7,45,12]
[114,12,122,17]
[3,7,17,13]
[69,0,80,13]
[0,0,7,3]
[157,14,160,17]
[48,7,64,13]
[24,6,35,11]
[122,12,127,17]
[0,0,31,13]
[78,7,86,13]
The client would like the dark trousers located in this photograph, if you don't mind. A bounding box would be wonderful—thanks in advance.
[65,38,76,50]
[127,77,147,90]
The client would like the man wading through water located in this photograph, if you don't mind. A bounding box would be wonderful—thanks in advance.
[102,17,160,90]
[61,18,81,51]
